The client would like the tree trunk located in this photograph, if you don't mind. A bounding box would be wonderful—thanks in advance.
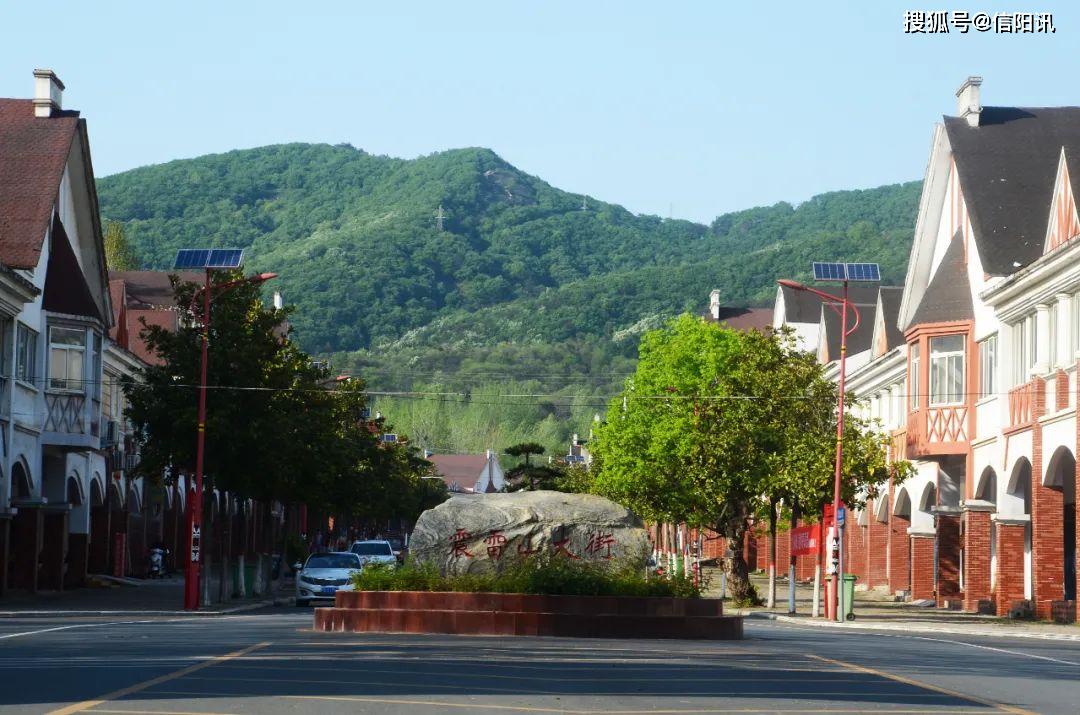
[723,522,759,605]
[767,499,778,608]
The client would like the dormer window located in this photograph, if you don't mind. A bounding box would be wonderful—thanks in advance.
[930,335,965,405]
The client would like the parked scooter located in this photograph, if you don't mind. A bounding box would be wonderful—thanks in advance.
[148,546,170,578]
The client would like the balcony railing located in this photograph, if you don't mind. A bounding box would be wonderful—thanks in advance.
[44,392,86,433]
[926,405,968,443]
[1008,382,1035,429]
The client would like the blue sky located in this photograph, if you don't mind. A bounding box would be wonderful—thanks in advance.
[0,1,1074,223]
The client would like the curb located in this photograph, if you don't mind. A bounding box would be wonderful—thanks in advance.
[739,610,1080,642]
[0,598,280,618]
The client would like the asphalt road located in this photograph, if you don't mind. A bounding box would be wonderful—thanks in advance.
[0,608,1076,715]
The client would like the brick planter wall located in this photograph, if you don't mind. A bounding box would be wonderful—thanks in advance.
[313,591,743,640]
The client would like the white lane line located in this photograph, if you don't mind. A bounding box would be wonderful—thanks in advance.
[753,620,1080,667]
[0,621,155,640]
[906,635,1080,667]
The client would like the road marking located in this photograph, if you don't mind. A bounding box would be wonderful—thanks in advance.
[808,654,1037,715]
[0,620,159,640]
[287,697,993,713]
[89,710,239,715]
[906,634,1080,666]
[45,642,269,715]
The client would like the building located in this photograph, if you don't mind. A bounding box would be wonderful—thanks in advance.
[426,451,505,493]
[775,77,1080,621]
[0,70,119,592]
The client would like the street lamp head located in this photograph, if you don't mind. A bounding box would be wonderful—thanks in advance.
[777,279,805,291]
[253,272,278,283]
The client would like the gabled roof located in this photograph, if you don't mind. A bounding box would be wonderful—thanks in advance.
[427,454,488,493]
[703,306,774,332]
[819,301,877,363]
[944,106,1080,275]
[909,233,973,326]
[878,286,905,351]
[779,283,881,323]
[0,99,81,269]
[110,270,202,308]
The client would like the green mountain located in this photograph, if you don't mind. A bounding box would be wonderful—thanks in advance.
[97,144,920,454]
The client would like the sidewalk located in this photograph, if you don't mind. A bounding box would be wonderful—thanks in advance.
[0,575,291,617]
[704,569,1080,642]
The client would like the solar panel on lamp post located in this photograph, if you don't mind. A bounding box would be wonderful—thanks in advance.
[173,249,276,611]
[778,262,878,623]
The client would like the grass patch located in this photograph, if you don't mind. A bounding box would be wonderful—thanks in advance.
[351,557,701,598]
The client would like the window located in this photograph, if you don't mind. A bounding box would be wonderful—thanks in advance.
[930,335,965,405]
[979,335,997,399]
[103,373,116,420]
[0,317,11,381]
[16,324,37,385]
[1013,315,1037,385]
[910,344,920,410]
[1073,294,1080,358]
[48,326,85,391]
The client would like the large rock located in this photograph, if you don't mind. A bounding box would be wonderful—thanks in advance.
[409,491,650,576]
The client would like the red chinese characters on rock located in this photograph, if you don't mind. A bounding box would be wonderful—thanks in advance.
[484,530,507,560]
[449,528,473,559]
[516,535,541,557]
[552,534,580,560]
[585,531,616,560]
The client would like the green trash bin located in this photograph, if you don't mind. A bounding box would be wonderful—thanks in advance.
[842,574,857,621]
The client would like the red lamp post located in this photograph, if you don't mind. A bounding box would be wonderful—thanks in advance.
[777,277,862,622]
[183,269,278,611]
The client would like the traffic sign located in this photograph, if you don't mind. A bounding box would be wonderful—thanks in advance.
[836,506,846,526]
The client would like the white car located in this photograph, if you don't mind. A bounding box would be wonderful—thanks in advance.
[294,551,361,607]
[350,539,398,567]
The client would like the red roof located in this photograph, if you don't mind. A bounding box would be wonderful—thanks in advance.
[705,307,774,332]
[108,271,198,366]
[0,99,80,269]
[427,454,488,493]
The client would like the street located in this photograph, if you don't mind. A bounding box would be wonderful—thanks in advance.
[0,609,1075,714]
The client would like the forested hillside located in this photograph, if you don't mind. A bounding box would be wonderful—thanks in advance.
[97,144,920,455]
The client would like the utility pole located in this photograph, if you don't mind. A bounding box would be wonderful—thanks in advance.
[435,204,446,232]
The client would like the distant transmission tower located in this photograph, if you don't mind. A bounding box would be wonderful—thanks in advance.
[581,195,588,211]
[435,204,446,232]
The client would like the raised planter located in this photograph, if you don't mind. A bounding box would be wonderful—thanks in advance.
[313,590,742,640]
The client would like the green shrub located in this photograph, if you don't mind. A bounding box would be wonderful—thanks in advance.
[351,557,700,598]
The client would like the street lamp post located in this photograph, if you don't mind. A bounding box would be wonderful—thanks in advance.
[181,259,277,611]
[778,261,877,622]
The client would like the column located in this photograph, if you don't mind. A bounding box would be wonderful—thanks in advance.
[1033,303,1052,375]
[962,501,994,613]
[993,517,1029,617]
[40,511,68,591]
[1055,293,1072,370]
[910,532,936,601]
[936,510,962,606]
[10,508,42,591]
[868,501,890,588]
[888,511,911,594]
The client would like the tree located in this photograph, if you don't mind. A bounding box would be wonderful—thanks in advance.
[589,315,902,605]
[505,442,548,490]
[122,272,435,544]
[103,220,139,270]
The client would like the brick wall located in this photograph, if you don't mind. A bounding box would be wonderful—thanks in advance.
[1030,377,1064,619]
[889,514,911,593]
[868,505,890,588]
[994,521,1027,616]
[962,509,992,612]
[911,535,935,601]
[937,513,962,605]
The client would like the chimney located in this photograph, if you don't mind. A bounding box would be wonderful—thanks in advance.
[955,76,983,128]
[33,69,64,118]
[709,289,721,320]
[272,291,283,310]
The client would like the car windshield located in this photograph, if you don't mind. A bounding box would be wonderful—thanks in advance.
[305,553,360,569]
[387,538,404,549]
[352,542,393,556]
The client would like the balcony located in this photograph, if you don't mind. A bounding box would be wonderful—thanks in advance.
[1007,381,1038,431]
[906,404,969,457]
[42,391,99,449]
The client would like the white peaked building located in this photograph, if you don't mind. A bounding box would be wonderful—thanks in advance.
[776,77,1080,622]
[0,70,144,592]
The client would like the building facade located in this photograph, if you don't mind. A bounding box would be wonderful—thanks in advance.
[776,77,1079,621]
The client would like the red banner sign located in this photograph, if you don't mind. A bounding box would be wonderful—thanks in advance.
[790,525,820,556]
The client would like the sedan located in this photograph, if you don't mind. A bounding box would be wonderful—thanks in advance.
[350,539,399,568]
[294,551,361,607]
